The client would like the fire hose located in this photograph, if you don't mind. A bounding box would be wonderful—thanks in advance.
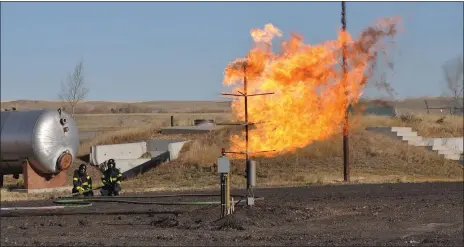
[1,186,264,212]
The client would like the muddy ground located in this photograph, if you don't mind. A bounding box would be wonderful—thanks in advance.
[1,182,463,246]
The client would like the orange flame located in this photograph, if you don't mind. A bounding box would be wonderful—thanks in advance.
[223,18,401,157]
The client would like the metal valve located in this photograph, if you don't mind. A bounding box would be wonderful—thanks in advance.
[60,117,67,126]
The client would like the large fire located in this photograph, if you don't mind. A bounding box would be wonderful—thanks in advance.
[223,18,401,157]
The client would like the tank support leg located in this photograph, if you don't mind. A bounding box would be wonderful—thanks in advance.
[0,174,4,188]
[22,160,67,192]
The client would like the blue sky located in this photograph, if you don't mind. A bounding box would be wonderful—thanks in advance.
[1,1,463,101]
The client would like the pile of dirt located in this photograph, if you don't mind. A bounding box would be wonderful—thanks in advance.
[149,216,179,228]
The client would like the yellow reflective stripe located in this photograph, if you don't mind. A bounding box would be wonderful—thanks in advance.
[117,174,122,177]
[82,182,89,185]
[73,177,78,181]
[87,176,91,179]
[116,181,121,184]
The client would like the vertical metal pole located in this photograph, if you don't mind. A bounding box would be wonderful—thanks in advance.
[243,64,255,206]
[341,1,350,182]
[220,173,226,218]
[244,64,249,164]
[226,173,230,214]
[424,100,430,114]
[171,116,174,127]
[243,64,250,190]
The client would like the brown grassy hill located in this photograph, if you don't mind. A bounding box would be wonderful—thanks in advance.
[0,100,232,114]
[109,114,463,190]
[2,96,461,116]
[72,113,463,192]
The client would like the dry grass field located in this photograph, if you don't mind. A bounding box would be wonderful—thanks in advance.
[1,98,463,201]
[0,100,232,114]
[0,96,460,115]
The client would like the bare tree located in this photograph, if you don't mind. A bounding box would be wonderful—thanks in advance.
[58,58,89,116]
[442,56,463,110]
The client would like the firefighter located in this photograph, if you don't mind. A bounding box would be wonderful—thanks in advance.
[100,159,122,196]
[72,164,94,197]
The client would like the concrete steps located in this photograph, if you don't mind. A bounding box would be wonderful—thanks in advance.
[366,126,464,162]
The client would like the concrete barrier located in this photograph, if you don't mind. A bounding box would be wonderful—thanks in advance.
[146,139,184,152]
[168,141,189,160]
[112,158,151,171]
[90,141,147,166]
[121,152,170,179]
[89,139,190,179]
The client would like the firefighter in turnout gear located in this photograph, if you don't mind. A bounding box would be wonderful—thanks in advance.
[72,164,94,196]
[100,159,122,196]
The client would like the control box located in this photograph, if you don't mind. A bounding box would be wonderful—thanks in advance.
[217,156,230,174]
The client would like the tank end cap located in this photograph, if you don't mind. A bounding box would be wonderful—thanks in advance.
[57,152,73,171]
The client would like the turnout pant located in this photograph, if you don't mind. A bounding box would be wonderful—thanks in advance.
[100,183,121,196]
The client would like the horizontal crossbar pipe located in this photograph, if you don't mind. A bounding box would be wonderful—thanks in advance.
[223,151,246,154]
[223,150,276,155]
[251,121,269,125]
[221,93,243,97]
[216,122,264,126]
[252,150,277,154]
[221,92,274,97]
[247,92,275,97]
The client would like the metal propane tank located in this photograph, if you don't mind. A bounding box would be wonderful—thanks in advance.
[0,108,79,175]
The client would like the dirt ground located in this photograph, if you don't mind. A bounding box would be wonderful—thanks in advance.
[1,182,463,246]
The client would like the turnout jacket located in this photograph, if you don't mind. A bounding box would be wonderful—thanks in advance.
[73,170,93,191]
[101,168,122,186]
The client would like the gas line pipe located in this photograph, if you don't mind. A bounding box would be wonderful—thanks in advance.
[1,185,264,212]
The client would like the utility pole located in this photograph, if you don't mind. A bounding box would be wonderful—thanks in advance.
[341,1,350,182]
[244,64,250,164]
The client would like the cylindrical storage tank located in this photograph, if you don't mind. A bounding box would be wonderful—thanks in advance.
[0,109,79,175]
